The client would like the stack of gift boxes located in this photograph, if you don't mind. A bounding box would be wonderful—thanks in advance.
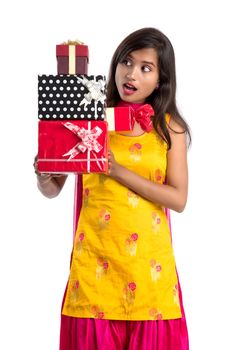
[37,41,134,175]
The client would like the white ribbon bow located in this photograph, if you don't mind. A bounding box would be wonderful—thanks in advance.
[77,76,106,108]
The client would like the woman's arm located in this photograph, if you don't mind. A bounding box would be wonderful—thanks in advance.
[37,174,68,198]
[34,156,68,198]
[108,119,188,213]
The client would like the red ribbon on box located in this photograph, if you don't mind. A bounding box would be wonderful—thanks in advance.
[105,104,154,132]
[133,104,154,132]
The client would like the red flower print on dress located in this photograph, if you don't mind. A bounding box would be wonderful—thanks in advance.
[150,259,162,281]
[105,214,110,221]
[123,281,137,304]
[128,282,136,291]
[75,232,85,256]
[96,257,109,279]
[155,169,165,184]
[83,188,89,207]
[127,190,140,208]
[103,262,109,269]
[131,233,138,241]
[84,188,89,195]
[125,233,139,256]
[152,211,161,233]
[99,209,111,229]
[79,233,84,241]
[129,143,142,161]
[90,305,105,319]
[149,308,163,320]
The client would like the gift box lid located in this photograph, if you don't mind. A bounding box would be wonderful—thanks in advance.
[56,42,89,61]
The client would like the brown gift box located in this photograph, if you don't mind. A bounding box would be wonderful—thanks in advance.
[56,41,89,74]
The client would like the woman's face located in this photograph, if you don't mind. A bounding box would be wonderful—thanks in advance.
[115,48,159,104]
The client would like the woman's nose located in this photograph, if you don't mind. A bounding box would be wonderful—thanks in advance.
[126,66,137,80]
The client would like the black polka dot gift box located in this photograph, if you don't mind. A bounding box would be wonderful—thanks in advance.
[38,74,106,120]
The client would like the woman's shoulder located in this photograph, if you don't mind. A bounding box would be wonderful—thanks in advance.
[166,114,186,134]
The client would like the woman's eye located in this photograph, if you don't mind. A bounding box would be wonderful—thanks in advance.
[142,65,151,72]
[123,59,132,66]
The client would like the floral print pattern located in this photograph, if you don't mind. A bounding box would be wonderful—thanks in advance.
[69,280,79,303]
[83,188,89,207]
[123,282,137,305]
[152,211,161,233]
[96,257,109,279]
[129,143,142,161]
[126,233,138,256]
[90,305,105,319]
[149,308,163,320]
[75,232,85,256]
[155,169,165,184]
[99,209,111,229]
[150,259,162,281]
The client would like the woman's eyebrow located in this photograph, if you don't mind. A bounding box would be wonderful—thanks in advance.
[127,54,156,67]
[142,60,156,67]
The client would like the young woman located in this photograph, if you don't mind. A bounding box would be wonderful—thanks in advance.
[35,27,190,350]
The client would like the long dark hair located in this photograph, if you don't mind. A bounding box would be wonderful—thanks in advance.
[106,27,191,149]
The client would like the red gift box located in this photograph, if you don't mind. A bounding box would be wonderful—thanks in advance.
[105,107,134,131]
[38,120,108,174]
[56,43,89,74]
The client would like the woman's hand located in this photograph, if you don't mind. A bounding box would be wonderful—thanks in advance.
[33,155,67,198]
[107,149,120,177]
[33,155,63,179]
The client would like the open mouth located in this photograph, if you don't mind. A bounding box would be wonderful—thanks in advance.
[123,83,137,91]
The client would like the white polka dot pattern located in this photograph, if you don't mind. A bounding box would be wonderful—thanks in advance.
[38,74,106,120]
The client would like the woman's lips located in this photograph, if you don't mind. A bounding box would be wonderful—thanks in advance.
[122,83,137,95]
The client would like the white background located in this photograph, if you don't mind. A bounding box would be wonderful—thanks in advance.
[0,0,234,349]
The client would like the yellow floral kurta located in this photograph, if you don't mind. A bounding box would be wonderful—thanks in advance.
[62,115,182,320]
